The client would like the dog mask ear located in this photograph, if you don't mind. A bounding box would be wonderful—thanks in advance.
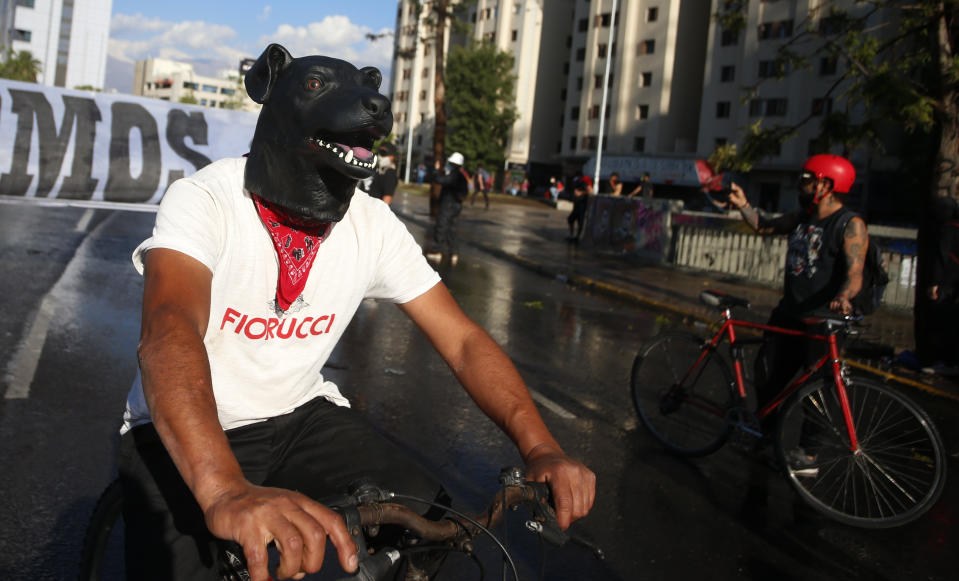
[245,44,294,104]
[360,66,382,90]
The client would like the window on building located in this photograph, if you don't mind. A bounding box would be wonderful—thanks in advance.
[577,76,583,91]
[716,101,731,118]
[767,98,787,116]
[640,72,653,87]
[561,88,567,101]
[202,85,218,93]
[16,0,36,8]
[647,7,658,22]
[12,29,31,42]
[183,81,198,90]
[422,67,429,78]
[595,12,612,27]
[220,88,235,96]
[819,15,843,35]
[720,65,735,82]
[715,137,728,147]
[819,56,838,75]
[593,74,613,88]
[424,44,431,56]
[758,60,788,78]
[563,62,570,75]
[811,97,833,116]
[576,47,586,61]
[566,35,573,48]
[583,135,597,149]
[512,30,518,42]
[758,20,794,40]
[570,135,577,150]
[419,90,427,100]
[578,18,588,32]
[720,28,738,46]
[571,106,580,120]
[597,43,607,58]
[637,104,649,120]
[589,105,600,119]
[634,137,646,152]
[638,39,655,55]
[758,182,781,211]
[402,68,411,79]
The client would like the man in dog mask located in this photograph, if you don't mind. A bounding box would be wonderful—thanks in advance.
[117,44,595,581]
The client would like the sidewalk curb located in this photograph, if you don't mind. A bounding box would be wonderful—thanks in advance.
[394,205,957,402]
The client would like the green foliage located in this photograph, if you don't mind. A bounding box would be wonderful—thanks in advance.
[0,47,41,83]
[445,42,517,172]
[710,0,958,174]
[74,85,102,92]
[178,92,198,105]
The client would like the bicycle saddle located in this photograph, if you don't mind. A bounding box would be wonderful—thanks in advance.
[699,289,751,310]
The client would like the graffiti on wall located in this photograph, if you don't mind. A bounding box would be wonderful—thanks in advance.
[582,197,678,260]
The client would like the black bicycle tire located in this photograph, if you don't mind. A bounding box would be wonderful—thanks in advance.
[78,479,125,581]
[776,376,947,528]
[630,332,735,456]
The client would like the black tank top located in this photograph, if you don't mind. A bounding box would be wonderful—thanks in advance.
[780,208,855,316]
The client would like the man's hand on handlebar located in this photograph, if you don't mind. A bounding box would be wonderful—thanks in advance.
[829,295,854,315]
[203,480,359,581]
[522,443,596,530]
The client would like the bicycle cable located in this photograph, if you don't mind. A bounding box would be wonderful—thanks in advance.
[391,493,521,581]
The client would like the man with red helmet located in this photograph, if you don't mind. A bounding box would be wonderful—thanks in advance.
[727,154,869,411]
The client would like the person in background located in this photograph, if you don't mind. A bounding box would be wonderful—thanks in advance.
[566,174,593,243]
[627,172,653,198]
[471,163,491,209]
[727,154,868,421]
[608,173,623,196]
[427,152,471,265]
[923,195,959,375]
[369,142,399,206]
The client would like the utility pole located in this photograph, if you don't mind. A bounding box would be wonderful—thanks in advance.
[594,0,618,190]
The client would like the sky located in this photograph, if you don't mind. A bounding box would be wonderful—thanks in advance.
[106,0,399,93]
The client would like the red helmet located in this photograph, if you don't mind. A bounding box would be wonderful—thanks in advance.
[801,154,855,193]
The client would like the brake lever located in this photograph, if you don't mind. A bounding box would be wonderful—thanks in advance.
[523,481,568,547]
[334,506,401,581]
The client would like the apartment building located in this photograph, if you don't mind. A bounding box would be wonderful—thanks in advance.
[392,1,899,212]
[0,0,112,89]
[133,57,259,113]
[564,0,710,189]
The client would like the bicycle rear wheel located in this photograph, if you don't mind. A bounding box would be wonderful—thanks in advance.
[631,332,735,456]
[777,376,947,528]
[78,479,125,581]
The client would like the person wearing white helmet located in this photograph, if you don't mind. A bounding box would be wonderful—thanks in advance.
[427,152,470,265]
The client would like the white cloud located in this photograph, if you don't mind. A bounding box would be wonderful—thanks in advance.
[106,13,394,93]
[258,5,272,21]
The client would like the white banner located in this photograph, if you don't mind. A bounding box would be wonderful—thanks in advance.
[0,79,258,204]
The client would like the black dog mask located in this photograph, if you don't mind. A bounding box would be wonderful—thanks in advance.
[244,44,393,223]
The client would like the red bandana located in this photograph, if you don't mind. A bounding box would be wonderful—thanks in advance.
[252,195,331,312]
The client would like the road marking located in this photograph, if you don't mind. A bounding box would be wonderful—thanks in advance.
[4,212,119,399]
[4,298,56,399]
[0,194,160,213]
[74,208,95,232]
[529,389,577,420]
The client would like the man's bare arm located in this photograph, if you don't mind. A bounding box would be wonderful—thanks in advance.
[727,182,794,235]
[138,249,356,581]
[398,283,596,529]
[830,216,868,314]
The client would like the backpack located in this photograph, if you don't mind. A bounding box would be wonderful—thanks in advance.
[838,210,890,315]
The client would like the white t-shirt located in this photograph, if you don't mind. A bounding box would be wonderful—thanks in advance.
[122,158,440,433]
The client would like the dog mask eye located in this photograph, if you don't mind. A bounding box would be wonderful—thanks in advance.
[306,78,322,91]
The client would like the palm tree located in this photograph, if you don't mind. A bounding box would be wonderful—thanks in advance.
[0,47,42,82]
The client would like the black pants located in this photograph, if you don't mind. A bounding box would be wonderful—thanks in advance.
[754,307,844,412]
[118,397,442,580]
[433,196,462,255]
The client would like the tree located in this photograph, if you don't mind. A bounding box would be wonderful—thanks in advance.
[178,91,198,105]
[0,47,41,83]
[711,0,959,362]
[445,42,517,177]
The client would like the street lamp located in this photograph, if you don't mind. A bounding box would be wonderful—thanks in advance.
[593,0,618,190]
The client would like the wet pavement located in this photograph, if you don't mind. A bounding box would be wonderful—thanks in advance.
[0,197,956,580]
[391,186,959,405]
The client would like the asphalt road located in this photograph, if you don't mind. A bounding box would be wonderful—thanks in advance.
[0,199,956,580]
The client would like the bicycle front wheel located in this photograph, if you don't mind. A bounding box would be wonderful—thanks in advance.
[630,332,735,456]
[777,376,947,528]
[78,479,125,581]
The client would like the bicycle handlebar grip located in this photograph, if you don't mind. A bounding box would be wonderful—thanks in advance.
[525,481,569,547]
[336,549,401,581]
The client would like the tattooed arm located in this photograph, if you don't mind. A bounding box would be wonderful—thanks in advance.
[830,216,868,314]
[727,182,796,235]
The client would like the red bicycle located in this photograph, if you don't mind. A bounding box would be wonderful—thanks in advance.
[630,289,947,528]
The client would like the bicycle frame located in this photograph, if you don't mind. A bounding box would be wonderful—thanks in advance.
[689,307,861,452]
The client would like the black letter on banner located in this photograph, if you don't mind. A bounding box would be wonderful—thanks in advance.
[166,109,212,186]
[0,91,101,198]
[104,102,162,202]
